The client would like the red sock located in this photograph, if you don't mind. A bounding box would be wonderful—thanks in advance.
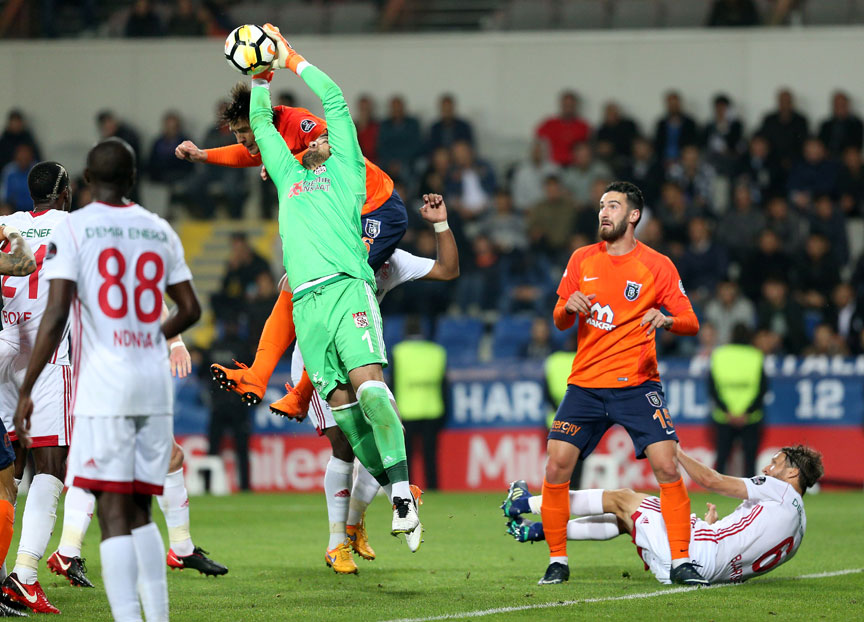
[249,290,296,382]
[0,499,13,562]
[540,479,570,558]
[659,477,691,560]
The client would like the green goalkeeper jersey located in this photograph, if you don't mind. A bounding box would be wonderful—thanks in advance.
[250,65,373,295]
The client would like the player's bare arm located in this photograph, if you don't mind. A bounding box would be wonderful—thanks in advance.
[0,225,37,276]
[676,445,748,499]
[162,281,201,342]
[162,302,192,378]
[13,279,76,447]
[174,140,207,163]
[419,194,459,280]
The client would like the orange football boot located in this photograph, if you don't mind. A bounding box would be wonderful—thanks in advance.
[210,360,266,405]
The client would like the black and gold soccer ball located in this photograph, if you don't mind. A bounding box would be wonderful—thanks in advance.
[224,24,276,75]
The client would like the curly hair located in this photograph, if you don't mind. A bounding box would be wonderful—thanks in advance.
[221,82,281,128]
[781,445,824,494]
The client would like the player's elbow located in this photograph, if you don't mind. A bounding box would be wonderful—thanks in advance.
[442,262,459,280]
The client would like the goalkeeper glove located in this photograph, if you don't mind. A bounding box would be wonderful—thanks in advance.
[262,23,306,73]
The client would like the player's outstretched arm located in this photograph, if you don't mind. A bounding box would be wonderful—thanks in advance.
[420,194,459,281]
[176,139,259,168]
[163,281,201,341]
[248,76,303,188]
[0,226,36,276]
[677,445,747,499]
[14,279,75,447]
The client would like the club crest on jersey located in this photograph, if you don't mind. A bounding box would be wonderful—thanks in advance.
[353,311,369,328]
[624,280,642,301]
[313,164,327,176]
[645,392,663,408]
[364,219,381,238]
[300,119,317,133]
[46,242,57,260]
[750,476,766,485]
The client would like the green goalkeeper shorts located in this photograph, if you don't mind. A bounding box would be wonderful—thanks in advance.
[293,276,388,401]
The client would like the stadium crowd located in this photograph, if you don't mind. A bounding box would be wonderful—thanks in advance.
[2,83,864,359]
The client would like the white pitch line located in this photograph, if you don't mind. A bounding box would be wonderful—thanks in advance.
[381,568,862,622]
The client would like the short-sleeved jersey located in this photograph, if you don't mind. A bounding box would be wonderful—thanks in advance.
[375,249,434,303]
[0,209,70,364]
[557,241,693,388]
[695,476,806,583]
[43,201,193,417]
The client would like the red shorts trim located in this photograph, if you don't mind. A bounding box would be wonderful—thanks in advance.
[72,477,134,494]
[8,433,64,448]
[133,481,164,496]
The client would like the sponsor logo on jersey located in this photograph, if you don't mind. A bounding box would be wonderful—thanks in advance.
[624,280,642,301]
[353,312,369,328]
[300,119,317,133]
[645,391,663,408]
[46,242,57,260]
[364,219,381,238]
[312,371,324,389]
[551,421,581,436]
[286,178,332,198]
[313,164,326,176]
[750,476,766,485]
[586,302,616,331]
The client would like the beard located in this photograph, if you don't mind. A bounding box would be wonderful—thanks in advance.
[302,149,327,169]
[598,217,628,242]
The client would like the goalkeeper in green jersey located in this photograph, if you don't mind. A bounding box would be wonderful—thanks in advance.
[248,24,420,540]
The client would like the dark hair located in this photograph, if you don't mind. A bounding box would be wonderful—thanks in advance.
[714,94,731,107]
[222,82,252,126]
[781,445,823,494]
[604,181,644,227]
[28,161,69,204]
[86,138,136,193]
[730,323,752,345]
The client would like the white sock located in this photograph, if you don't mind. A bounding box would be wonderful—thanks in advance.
[101,535,143,622]
[382,483,393,502]
[347,464,380,526]
[156,469,193,557]
[550,555,568,565]
[528,496,542,514]
[671,558,690,569]
[391,481,411,502]
[324,457,352,549]
[568,489,605,516]
[566,514,621,540]
[59,487,96,558]
[131,522,168,622]
[13,474,64,584]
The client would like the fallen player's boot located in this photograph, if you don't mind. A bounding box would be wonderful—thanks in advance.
[500,479,531,518]
[346,514,375,560]
[210,361,265,405]
[167,547,228,576]
[537,562,569,585]
[1,574,59,614]
[324,541,358,574]
[670,561,709,586]
[507,517,545,543]
[47,551,95,588]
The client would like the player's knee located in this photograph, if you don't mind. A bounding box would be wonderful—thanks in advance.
[169,443,185,472]
[652,460,681,483]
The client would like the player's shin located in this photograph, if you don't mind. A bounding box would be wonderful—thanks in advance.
[659,477,692,565]
[248,290,296,383]
[0,500,13,566]
[14,473,63,584]
[100,535,142,622]
[324,457,353,550]
[566,515,621,541]
[131,522,168,622]
[156,469,193,557]
[347,465,380,526]
[540,479,570,564]
[356,381,410,500]
[331,403,389,487]
[58,487,95,558]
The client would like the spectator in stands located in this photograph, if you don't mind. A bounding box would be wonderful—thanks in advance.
[521,317,555,360]
[757,277,806,354]
[510,140,560,212]
[40,0,97,38]
[753,328,782,355]
[125,0,163,37]
[560,142,612,206]
[758,88,809,169]
[797,233,841,311]
[827,282,863,353]
[427,93,474,152]
[677,217,728,304]
[639,218,668,256]
[853,252,864,300]
[211,233,272,323]
[535,90,591,167]
[0,109,41,173]
[735,133,785,205]
[418,146,450,199]
[837,146,864,216]
[764,195,806,254]
[653,90,699,165]
[277,92,296,107]
[526,175,578,262]
[706,0,761,26]
[445,140,497,222]
[457,234,502,314]
[809,194,849,265]
[97,109,141,163]
[818,90,863,157]
[705,281,756,346]
[246,271,279,341]
[702,93,744,174]
[740,229,794,301]
[499,249,556,316]
[148,110,193,184]
[595,101,640,164]
[166,0,206,36]
[354,94,380,163]
[667,144,715,213]
[654,181,692,248]
[0,143,36,211]
[480,190,527,256]
[377,95,422,183]
[787,137,840,210]
[716,183,766,263]
[621,136,663,207]
[803,324,849,357]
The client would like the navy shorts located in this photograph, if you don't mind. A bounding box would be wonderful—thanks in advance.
[548,381,678,460]
[0,421,15,470]
[362,190,408,272]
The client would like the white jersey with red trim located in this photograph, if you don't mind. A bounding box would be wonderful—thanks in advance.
[42,201,192,417]
[692,475,806,583]
[374,249,434,303]
[0,209,70,364]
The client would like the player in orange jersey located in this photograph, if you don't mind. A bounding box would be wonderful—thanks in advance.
[524,181,708,586]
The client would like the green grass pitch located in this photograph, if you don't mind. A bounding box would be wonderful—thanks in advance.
[11,490,864,621]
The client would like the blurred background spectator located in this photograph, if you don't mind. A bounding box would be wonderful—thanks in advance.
[535,91,590,167]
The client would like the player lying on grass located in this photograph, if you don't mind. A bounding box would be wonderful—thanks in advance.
[502,444,823,585]
[245,23,421,553]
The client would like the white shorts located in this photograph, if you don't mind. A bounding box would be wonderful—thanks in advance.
[0,339,73,447]
[631,497,714,584]
[66,414,172,495]
[292,346,335,435]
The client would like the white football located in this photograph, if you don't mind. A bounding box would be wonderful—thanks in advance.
[224,24,276,75]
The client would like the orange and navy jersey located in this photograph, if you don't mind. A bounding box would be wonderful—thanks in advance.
[205,106,394,216]
[555,241,697,388]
